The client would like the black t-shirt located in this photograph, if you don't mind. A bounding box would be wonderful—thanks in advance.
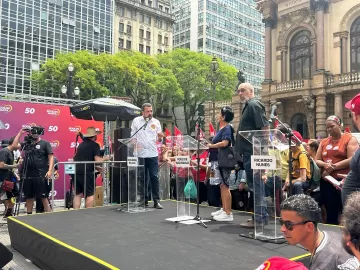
[235,98,269,155]
[0,148,14,182]
[23,139,53,176]
[74,139,100,174]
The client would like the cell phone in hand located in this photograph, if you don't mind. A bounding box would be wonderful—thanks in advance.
[337,173,347,178]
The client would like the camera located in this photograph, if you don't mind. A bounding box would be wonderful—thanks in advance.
[22,126,45,146]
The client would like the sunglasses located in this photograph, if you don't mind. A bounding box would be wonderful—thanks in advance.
[349,112,353,119]
[278,218,313,231]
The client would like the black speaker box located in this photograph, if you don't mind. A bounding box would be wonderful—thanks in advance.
[0,242,13,268]
[110,128,131,204]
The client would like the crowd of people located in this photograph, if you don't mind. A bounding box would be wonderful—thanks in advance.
[1,83,360,269]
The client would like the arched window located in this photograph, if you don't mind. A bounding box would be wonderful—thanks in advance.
[291,113,308,139]
[350,17,360,72]
[290,30,313,80]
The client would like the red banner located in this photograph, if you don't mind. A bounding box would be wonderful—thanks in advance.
[174,126,183,147]
[195,123,205,140]
[0,101,103,199]
[209,123,216,137]
[165,128,172,147]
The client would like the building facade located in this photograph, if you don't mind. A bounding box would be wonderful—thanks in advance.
[114,0,174,55]
[258,0,360,139]
[0,0,113,96]
[172,0,265,95]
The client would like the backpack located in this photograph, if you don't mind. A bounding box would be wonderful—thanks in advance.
[294,151,321,189]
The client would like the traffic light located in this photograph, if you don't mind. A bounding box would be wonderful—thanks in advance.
[198,104,205,117]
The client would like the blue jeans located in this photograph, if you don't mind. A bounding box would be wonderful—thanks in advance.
[292,181,311,195]
[140,157,160,202]
[244,153,268,223]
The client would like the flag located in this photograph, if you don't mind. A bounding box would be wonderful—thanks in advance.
[174,126,183,147]
[209,122,216,137]
[165,128,172,147]
[195,123,205,140]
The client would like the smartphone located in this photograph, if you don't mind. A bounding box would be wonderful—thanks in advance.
[337,173,347,178]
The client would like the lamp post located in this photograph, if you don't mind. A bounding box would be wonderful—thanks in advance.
[61,63,80,99]
[210,56,219,127]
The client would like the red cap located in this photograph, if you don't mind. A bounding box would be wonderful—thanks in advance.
[256,257,308,270]
[345,93,360,114]
[291,130,303,146]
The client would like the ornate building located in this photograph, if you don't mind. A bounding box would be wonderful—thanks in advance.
[114,0,174,55]
[257,0,360,139]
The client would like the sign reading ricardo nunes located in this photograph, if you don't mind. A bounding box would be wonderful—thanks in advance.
[127,157,138,167]
[251,155,276,170]
[175,156,190,168]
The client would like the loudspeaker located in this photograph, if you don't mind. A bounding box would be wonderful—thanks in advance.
[111,128,131,204]
[0,242,13,268]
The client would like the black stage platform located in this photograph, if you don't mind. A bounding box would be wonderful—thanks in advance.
[7,201,341,270]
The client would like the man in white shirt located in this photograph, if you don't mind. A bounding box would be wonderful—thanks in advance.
[131,103,164,209]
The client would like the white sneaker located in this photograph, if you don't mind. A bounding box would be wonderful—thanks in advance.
[213,212,234,222]
[211,208,224,217]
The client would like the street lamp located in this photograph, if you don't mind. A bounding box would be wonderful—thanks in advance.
[61,63,80,99]
[210,56,219,127]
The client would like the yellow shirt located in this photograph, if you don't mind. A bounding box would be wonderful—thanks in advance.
[268,148,289,180]
[291,145,311,180]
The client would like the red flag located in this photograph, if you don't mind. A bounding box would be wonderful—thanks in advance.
[195,123,205,140]
[209,123,216,137]
[165,128,172,147]
[174,126,183,147]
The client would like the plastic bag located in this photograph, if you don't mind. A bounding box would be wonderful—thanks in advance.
[184,178,197,199]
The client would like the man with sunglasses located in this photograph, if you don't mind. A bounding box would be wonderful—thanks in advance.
[342,94,360,205]
[280,194,358,269]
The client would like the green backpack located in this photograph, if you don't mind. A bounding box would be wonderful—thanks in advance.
[294,151,321,188]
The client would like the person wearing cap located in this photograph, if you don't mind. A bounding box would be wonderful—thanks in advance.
[73,126,111,209]
[315,115,358,224]
[342,94,360,205]
[280,194,359,270]
[283,131,311,195]
[256,257,308,270]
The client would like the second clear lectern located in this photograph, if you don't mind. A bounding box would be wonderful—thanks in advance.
[238,129,289,242]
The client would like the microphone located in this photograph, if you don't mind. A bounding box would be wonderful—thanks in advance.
[268,105,277,123]
[77,132,84,140]
[143,118,150,130]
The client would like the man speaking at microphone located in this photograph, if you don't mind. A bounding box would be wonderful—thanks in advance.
[131,103,164,209]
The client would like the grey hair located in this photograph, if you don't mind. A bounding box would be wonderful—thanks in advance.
[281,194,322,224]
[238,82,254,93]
[142,103,152,111]
[342,192,360,250]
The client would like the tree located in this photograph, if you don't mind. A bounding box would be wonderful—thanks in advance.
[157,49,238,134]
[31,51,139,100]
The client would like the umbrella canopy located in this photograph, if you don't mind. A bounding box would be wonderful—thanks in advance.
[70,97,141,121]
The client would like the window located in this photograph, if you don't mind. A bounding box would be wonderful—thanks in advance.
[351,17,360,72]
[146,31,151,39]
[139,44,144,52]
[157,20,163,29]
[158,49,162,54]
[290,30,312,80]
[126,9,132,18]
[119,38,124,48]
[126,40,131,49]
[146,16,151,25]
[119,23,124,32]
[140,14,144,22]
[164,36,168,45]
[118,7,124,16]
[146,46,150,54]
[148,0,152,7]
[126,24,132,34]
[159,5,163,10]
[139,29,144,38]
[158,34,162,43]
[165,7,169,13]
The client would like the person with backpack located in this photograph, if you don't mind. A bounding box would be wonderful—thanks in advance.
[315,115,359,225]
[283,131,312,195]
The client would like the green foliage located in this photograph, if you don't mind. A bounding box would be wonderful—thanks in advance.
[32,49,238,133]
[157,49,237,134]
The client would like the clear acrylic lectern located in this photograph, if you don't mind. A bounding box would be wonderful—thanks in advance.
[118,138,146,213]
[238,129,289,243]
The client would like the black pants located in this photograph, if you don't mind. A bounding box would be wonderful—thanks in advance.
[139,157,160,202]
[320,178,343,225]
[207,184,221,207]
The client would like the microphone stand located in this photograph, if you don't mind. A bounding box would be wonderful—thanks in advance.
[271,116,301,196]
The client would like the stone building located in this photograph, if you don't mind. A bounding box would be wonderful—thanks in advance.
[256,0,360,139]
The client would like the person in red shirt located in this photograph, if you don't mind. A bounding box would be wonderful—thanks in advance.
[190,150,208,204]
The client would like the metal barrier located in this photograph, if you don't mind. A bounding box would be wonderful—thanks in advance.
[51,160,172,209]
